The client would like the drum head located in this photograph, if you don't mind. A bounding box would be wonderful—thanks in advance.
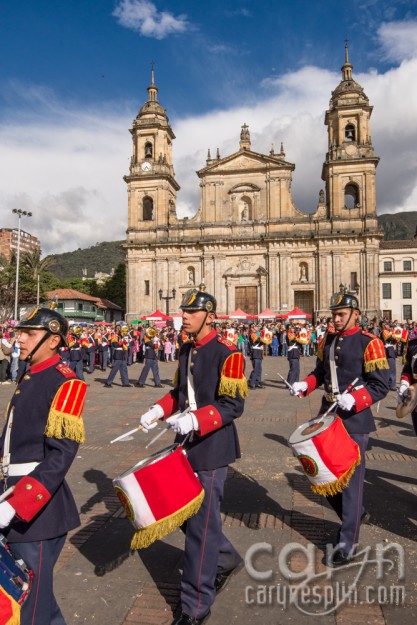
[115,444,178,479]
[396,384,417,419]
[288,413,336,445]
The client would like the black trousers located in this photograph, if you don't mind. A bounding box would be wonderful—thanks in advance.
[10,534,67,625]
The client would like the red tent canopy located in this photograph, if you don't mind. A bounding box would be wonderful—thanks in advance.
[258,307,277,319]
[228,308,253,319]
[283,307,312,319]
[140,309,173,321]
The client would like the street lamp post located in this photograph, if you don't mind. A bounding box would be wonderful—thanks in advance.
[159,288,176,316]
[12,208,32,320]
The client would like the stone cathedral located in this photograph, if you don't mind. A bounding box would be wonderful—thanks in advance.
[124,47,382,322]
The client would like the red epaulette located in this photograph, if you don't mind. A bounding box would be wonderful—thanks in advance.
[361,330,379,340]
[217,336,237,351]
[56,363,76,379]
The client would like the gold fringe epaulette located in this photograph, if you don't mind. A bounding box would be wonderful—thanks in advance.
[364,338,389,373]
[45,379,86,443]
[130,489,204,550]
[218,375,248,399]
[310,451,361,497]
[316,331,331,361]
[172,367,179,387]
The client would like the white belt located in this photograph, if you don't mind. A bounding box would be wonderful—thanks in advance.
[5,462,40,477]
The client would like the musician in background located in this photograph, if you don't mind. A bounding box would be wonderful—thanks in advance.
[286,324,301,386]
[0,307,86,625]
[248,325,265,389]
[135,329,163,388]
[104,328,132,388]
[380,321,397,391]
[398,324,417,435]
[289,288,389,567]
[139,288,247,625]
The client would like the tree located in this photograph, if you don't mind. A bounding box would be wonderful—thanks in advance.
[21,250,54,305]
[0,254,14,322]
[99,263,126,311]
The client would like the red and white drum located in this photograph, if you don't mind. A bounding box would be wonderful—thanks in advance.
[288,414,360,496]
[261,328,273,345]
[0,533,32,624]
[113,444,204,549]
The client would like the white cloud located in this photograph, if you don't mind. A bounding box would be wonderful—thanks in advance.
[377,19,417,63]
[112,0,190,39]
[2,20,417,258]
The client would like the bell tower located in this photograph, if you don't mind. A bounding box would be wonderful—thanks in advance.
[124,67,180,231]
[322,43,379,224]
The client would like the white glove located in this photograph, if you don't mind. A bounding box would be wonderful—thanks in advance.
[166,411,199,435]
[140,404,164,431]
[398,380,410,403]
[0,501,16,529]
[336,393,356,411]
[290,381,308,396]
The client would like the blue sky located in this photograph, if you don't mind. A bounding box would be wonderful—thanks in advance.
[1,0,417,254]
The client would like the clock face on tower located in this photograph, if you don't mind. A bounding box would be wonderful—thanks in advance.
[141,161,152,172]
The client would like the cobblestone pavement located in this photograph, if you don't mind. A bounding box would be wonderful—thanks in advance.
[1,355,416,625]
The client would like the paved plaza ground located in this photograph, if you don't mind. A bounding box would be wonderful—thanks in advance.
[1,354,416,625]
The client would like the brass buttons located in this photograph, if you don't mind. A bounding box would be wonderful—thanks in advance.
[36,494,43,501]
[25,484,33,490]
[193,350,198,355]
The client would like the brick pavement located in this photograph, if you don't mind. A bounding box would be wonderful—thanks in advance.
[0,354,416,625]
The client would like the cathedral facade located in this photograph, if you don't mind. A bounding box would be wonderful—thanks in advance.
[124,48,382,322]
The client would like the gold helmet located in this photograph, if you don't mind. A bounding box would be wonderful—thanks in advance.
[121,325,129,336]
[72,325,82,336]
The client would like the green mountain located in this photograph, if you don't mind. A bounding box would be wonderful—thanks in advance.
[47,240,125,280]
[45,213,417,280]
[378,212,417,241]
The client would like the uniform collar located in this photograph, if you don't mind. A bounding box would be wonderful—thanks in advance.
[336,325,360,337]
[30,353,61,374]
[194,328,217,348]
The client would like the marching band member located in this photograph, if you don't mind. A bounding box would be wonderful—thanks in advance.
[380,322,397,391]
[86,326,96,374]
[135,329,163,388]
[289,289,389,567]
[248,325,265,389]
[0,307,86,625]
[398,324,417,435]
[286,324,301,386]
[139,288,247,625]
[104,329,132,388]
[68,326,85,380]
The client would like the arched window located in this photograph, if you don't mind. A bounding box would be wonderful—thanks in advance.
[344,184,359,209]
[145,142,153,159]
[345,124,355,142]
[143,196,154,221]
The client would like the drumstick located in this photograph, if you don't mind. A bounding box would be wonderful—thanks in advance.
[277,373,302,397]
[110,418,160,444]
[144,410,185,449]
[0,486,15,503]
[318,377,360,421]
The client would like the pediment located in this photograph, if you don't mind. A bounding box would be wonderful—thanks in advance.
[198,150,294,176]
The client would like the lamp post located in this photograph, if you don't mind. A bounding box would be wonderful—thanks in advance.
[12,208,32,320]
[159,288,176,316]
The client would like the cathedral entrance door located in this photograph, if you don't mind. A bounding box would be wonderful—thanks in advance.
[235,286,257,315]
[294,290,314,318]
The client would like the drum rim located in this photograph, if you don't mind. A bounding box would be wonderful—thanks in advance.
[114,443,181,479]
[288,413,336,445]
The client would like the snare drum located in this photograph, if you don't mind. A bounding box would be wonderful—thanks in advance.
[288,414,360,496]
[113,444,204,549]
[0,533,32,625]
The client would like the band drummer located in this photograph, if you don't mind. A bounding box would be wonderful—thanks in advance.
[398,324,417,434]
[139,287,248,625]
[290,287,389,567]
[0,306,86,624]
